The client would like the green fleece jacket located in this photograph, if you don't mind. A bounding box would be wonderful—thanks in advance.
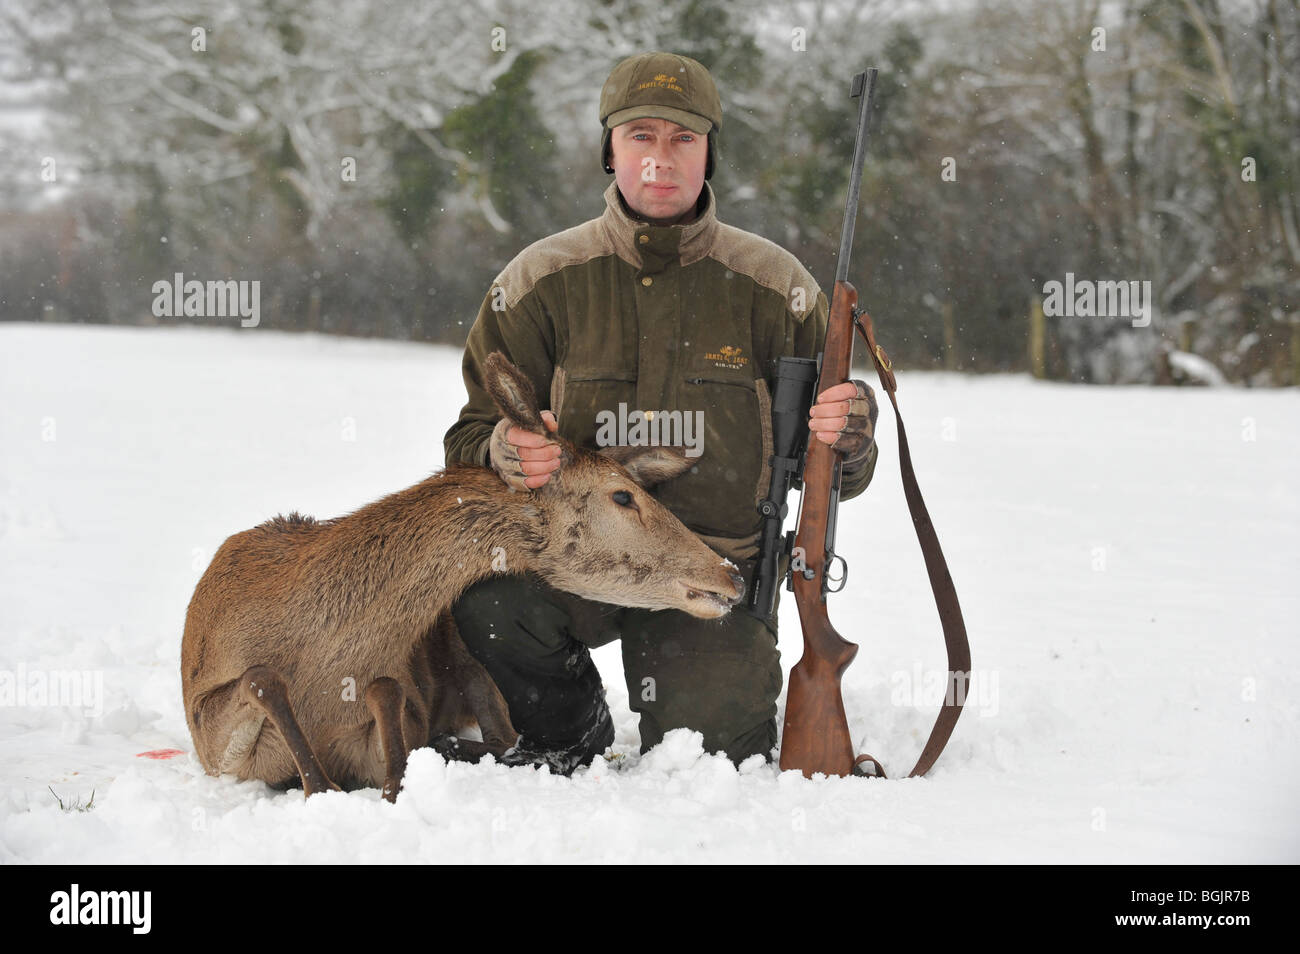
[444,181,877,563]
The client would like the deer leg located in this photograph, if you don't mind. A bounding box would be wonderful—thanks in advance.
[444,613,519,756]
[429,734,502,762]
[364,677,408,803]
[238,665,340,798]
[454,650,519,754]
[426,668,519,763]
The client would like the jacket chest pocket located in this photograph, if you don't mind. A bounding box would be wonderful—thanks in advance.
[652,374,765,537]
[553,367,637,452]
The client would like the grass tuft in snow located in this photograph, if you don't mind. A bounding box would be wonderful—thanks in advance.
[48,785,96,813]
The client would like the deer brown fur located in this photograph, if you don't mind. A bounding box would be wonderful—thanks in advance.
[181,352,744,801]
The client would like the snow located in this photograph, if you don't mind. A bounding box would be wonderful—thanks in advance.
[1,322,1296,863]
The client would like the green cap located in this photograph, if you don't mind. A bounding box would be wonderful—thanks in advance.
[599,52,722,136]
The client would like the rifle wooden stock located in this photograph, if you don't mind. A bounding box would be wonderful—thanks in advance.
[782,588,859,776]
[780,280,861,778]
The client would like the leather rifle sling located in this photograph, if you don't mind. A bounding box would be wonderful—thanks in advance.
[851,307,972,778]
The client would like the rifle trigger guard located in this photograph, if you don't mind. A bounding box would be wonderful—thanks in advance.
[824,552,848,593]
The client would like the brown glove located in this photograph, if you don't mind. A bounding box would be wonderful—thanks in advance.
[808,379,878,467]
[488,411,562,491]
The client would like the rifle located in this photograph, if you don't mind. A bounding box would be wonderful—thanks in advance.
[775,69,972,779]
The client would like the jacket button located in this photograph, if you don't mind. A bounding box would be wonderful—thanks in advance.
[641,276,653,287]
[638,234,650,245]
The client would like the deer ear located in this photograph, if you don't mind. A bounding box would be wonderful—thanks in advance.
[484,352,545,433]
[601,445,696,488]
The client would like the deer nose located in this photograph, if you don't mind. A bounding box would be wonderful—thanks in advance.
[727,570,745,600]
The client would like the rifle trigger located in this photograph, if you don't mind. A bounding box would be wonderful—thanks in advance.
[824,553,849,593]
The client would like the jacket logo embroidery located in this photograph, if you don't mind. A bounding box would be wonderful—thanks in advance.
[705,344,748,370]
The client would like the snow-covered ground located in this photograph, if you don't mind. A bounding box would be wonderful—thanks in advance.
[1,322,1296,863]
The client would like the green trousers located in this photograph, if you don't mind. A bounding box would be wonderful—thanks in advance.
[451,563,782,766]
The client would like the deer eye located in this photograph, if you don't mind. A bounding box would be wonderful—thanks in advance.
[612,490,634,507]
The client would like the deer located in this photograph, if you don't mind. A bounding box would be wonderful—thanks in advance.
[181,352,745,801]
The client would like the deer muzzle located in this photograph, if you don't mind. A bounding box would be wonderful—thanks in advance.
[679,569,746,619]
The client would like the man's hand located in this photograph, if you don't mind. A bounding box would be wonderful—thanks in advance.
[808,379,879,466]
[489,410,563,491]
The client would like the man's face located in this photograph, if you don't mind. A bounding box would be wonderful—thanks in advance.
[609,117,708,225]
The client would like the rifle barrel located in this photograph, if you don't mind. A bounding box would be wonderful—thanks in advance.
[834,69,878,285]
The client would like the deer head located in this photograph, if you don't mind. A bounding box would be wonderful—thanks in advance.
[484,352,744,618]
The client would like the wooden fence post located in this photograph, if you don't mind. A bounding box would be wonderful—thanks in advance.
[1029,295,1046,379]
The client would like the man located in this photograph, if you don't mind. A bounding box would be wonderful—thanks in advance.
[443,52,879,773]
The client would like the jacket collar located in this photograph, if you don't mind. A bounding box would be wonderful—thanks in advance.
[600,180,720,271]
